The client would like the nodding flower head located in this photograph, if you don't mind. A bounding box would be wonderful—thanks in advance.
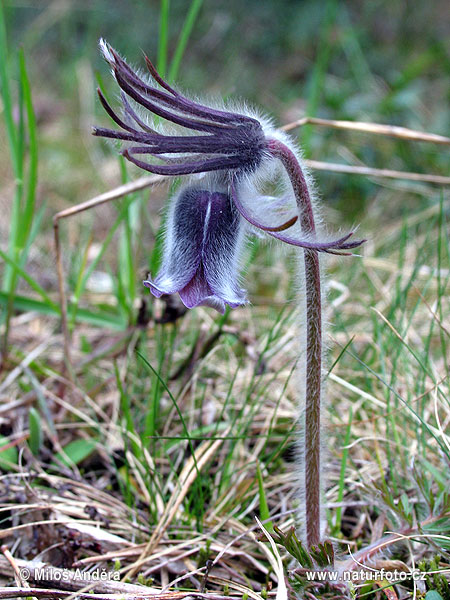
[94,40,364,312]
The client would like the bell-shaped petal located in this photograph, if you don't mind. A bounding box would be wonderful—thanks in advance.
[178,265,226,313]
[201,191,247,308]
[143,187,247,313]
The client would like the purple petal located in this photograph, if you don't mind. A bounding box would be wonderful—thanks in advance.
[178,265,225,314]
[201,192,247,307]
[143,275,185,297]
[143,187,209,297]
[144,188,247,312]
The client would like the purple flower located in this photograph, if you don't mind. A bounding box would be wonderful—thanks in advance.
[94,40,364,312]
[143,187,246,314]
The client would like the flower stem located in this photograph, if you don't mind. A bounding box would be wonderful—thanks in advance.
[268,138,322,548]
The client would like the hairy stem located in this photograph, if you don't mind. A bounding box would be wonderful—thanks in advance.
[268,138,322,548]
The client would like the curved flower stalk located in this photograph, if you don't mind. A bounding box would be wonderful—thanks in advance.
[94,40,365,547]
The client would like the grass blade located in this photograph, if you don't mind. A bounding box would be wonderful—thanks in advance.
[158,0,170,78]
[168,0,203,82]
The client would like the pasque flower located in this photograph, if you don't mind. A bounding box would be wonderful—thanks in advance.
[94,40,368,555]
[93,40,363,312]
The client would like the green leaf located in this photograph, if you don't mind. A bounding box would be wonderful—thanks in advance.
[0,291,127,330]
[257,462,272,532]
[425,591,444,600]
[53,439,97,468]
[0,435,18,471]
[18,48,38,250]
[0,248,59,312]
[0,3,19,175]
[28,407,42,456]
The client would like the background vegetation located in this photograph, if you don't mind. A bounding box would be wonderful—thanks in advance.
[0,1,449,599]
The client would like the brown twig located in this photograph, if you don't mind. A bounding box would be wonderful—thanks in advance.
[303,159,450,185]
[282,117,450,185]
[1,546,31,590]
[282,116,450,145]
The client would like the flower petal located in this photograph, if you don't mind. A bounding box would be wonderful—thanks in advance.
[143,275,180,297]
[143,187,209,296]
[202,192,247,307]
[178,265,226,314]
